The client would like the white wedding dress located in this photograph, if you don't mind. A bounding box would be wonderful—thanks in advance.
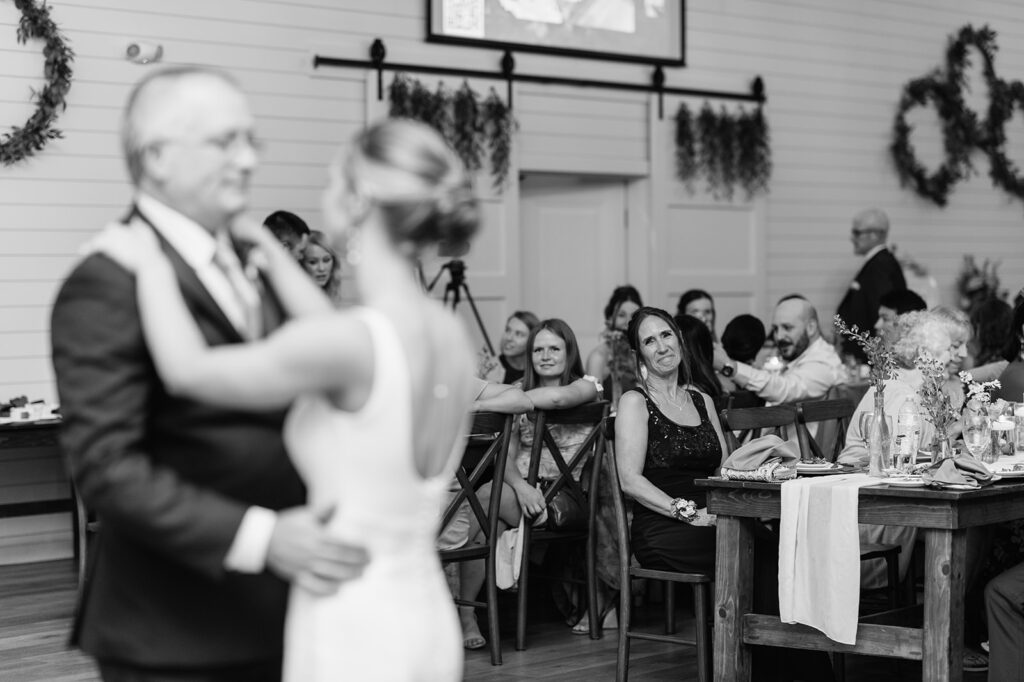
[281,308,463,681]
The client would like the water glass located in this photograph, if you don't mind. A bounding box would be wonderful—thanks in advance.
[991,402,1017,459]
[1014,404,1024,453]
[962,407,992,462]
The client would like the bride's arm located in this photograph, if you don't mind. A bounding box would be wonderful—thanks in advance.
[234,218,333,319]
[133,239,370,410]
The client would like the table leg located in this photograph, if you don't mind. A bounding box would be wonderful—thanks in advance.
[714,515,754,682]
[922,527,966,682]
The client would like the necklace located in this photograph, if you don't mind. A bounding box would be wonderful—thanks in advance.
[652,385,686,411]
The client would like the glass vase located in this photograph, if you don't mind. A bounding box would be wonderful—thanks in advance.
[931,424,954,462]
[867,389,891,477]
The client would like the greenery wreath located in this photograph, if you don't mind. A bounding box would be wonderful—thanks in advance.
[889,74,968,207]
[0,0,74,166]
[985,79,1024,200]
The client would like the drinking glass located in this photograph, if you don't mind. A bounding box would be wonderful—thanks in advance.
[991,402,1017,460]
[1015,404,1024,453]
[962,406,992,462]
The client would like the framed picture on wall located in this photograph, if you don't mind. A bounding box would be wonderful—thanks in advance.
[427,0,685,66]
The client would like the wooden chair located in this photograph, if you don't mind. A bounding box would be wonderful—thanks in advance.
[604,416,713,682]
[718,404,799,452]
[515,401,609,651]
[438,411,514,666]
[796,398,856,462]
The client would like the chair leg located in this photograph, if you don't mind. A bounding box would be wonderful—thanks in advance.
[693,583,711,682]
[885,553,899,610]
[515,535,531,651]
[587,534,600,640]
[664,581,677,635]
[485,556,503,666]
[616,575,632,682]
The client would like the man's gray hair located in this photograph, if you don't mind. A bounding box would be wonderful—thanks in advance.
[121,66,240,185]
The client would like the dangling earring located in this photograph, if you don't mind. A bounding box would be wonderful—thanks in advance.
[345,231,363,267]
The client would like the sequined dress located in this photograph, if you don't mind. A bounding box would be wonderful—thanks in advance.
[628,388,723,574]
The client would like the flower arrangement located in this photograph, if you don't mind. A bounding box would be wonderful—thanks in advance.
[915,354,959,435]
[833,315,899,389]
[956,254,1007,314]
[959,371,1001,405]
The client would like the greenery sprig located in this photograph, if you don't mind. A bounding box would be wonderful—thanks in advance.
[1,0,75,166]
[388,73,516,191]
[834,315,899,390]
[675,101,771,200]
[915,354,958,434]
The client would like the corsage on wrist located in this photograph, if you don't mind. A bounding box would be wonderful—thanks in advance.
[669,497,698,522]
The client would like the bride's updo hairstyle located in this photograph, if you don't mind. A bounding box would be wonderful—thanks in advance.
[342,119,479,255]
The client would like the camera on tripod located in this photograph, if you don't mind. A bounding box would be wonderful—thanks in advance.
[425,259,495,356]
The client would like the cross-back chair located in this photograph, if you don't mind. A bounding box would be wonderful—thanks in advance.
[718,404,799,452]
[515,400,609,651]
[438,411,514,666]
[796,398,856,463]
[603,416,713,682]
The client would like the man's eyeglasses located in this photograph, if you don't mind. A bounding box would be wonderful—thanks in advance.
[147,129,264,154]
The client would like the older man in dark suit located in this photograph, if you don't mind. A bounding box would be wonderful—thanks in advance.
[836,208,907,362]
[50,66,367,682]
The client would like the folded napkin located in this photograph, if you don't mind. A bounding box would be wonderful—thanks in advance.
[921,456,995,489]
[779,474,883,644]
[720,435,800,482]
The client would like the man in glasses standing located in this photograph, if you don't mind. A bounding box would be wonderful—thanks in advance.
[51,67,367,682]
[836,207,907,363]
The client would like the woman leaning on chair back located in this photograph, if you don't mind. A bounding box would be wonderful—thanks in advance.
[614,307,728,575]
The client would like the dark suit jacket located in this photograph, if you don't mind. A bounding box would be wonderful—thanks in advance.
[50,210,305,668]
[836,247,906,361]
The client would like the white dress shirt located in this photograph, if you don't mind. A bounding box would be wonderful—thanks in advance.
[733,336,846,405]
[136,193,276,574]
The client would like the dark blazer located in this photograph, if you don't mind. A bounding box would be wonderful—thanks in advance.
[836,247,906,361]
[50,210,305,668]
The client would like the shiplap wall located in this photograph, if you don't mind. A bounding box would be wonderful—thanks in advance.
[2,0,1024,557]
[4,0,1024,401]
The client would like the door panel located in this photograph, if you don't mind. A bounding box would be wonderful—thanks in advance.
[520,175,629,355]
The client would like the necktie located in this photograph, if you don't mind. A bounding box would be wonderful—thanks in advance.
[212,242,263,340]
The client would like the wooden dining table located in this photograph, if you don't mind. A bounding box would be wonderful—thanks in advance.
[697,476,1024,682]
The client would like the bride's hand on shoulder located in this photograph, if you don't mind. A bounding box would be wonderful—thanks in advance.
[81,222,164,273]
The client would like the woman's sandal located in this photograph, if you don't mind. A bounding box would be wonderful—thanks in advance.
[570,604,618,635]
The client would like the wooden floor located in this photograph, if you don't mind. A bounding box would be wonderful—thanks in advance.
[0,560,988,681]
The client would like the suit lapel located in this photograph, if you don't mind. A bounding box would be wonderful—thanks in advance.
[127,206,245,344]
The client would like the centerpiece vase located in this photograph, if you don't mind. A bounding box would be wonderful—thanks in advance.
[867,389,891,477]
[931,424,954,462]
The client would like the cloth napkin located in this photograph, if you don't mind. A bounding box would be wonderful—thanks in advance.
[921,456,995,489]
[779,473,883,644]
[720,435,800,482]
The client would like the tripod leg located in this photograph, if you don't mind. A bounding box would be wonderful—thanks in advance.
[458,283,495,356]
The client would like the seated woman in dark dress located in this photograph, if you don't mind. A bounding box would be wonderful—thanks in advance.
[615,307,728,574]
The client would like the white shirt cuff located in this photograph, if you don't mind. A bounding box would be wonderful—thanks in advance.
[223,506,277,573]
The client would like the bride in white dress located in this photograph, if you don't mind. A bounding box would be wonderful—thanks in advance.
[95,119,479,681]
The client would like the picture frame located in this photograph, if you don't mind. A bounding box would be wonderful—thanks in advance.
[427,0,685,66]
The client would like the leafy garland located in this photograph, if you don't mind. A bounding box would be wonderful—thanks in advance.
[388,73,517,190]
[1,0,75,166]
[890,24,1024,205]
[674,101,771,200]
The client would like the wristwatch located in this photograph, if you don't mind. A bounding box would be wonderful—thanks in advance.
[720,361,736,378]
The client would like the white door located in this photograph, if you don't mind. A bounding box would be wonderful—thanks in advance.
[519,174,630,357]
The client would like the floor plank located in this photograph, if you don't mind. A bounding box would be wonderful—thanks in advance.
[0,560,989,681]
